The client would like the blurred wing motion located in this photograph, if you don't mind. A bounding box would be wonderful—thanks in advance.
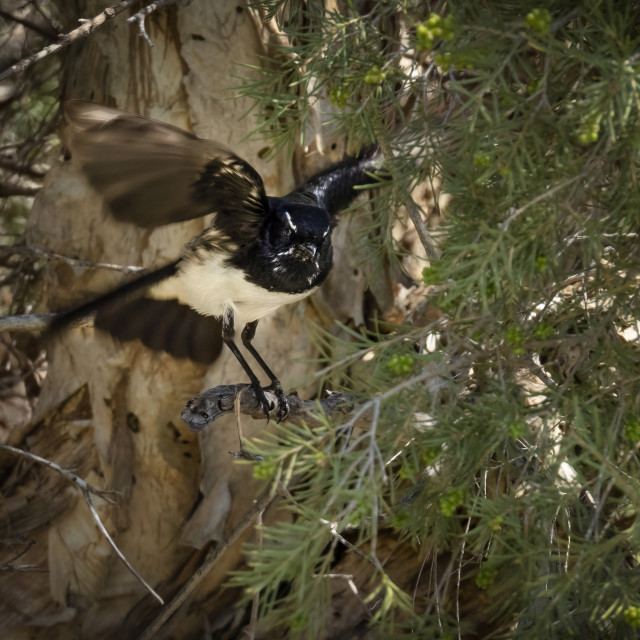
[53,101,381,369]
[63,100,269,229]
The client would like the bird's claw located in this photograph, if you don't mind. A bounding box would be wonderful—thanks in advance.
[267,382,289,423]
[251,382,289,422]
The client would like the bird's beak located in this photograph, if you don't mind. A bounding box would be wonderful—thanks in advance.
[296,243,317,261]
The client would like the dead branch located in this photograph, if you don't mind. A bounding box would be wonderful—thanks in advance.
[181,384,370,431]
[0,0,143,83]
[0,245,147,274]
[0,444,164,605]
[127,0,186,47]
[0,313,54,332]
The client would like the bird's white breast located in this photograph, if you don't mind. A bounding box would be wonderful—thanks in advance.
[151,254,315,327]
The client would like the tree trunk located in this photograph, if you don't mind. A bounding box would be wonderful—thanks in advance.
[0,2,336,637]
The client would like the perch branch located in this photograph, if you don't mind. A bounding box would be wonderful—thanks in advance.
[0,444,164,605]
[137,483,279,640]
[181,384,371,431]
[0,0,143,83]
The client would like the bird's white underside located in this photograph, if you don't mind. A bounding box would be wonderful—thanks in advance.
[151,254,316,327]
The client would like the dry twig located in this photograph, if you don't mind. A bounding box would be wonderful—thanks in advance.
[127,0,186,46]
[0,0,143,83]
[0,444,164,605]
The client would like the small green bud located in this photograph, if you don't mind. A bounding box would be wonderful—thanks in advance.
[475,564,498,589]
[422,265,440,285]
[505,325,525,355]
[535,255,548,271]
[440,488,465,516]
[508,421,525,439]
[416,13,455,51]
[253,460,276,479]
[386,353,415,376]
[623,606,640,628]
[488,516,504,531]
[473,152,491,169]
[625,418,640,442]
[364,65,386,85]
[525,8,552,35]
[422,447,441,466]
[329,85,349,108]
[534,322,554,339]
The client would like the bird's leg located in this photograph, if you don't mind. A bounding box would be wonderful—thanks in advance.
[241,320,289,422]
[221,310,272,420]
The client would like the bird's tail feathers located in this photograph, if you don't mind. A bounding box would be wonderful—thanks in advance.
[48,260,181,333]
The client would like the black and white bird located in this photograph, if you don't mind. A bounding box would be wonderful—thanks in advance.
[51,101,379,420]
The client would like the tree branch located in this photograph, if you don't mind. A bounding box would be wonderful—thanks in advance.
[0,0,143,83]
[181,384,371,431]
[127,0,185,47]
[0,313,54,332]
[0,244,147,274]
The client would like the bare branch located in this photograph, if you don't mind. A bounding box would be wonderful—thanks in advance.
[127,0,184,47]
[0,444,164,605]
[377,140,440,261]
[0,313,55,332]
[0,157,47,179]
[0,1,143,83]
[0,182,40,197]
[181,384,371,431]
[404,196,440,261]
[0,244,147,274]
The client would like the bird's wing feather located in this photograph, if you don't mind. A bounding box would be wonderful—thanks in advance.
[64,100,269,229]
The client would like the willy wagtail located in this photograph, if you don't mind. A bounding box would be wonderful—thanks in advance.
[51,101,380,420]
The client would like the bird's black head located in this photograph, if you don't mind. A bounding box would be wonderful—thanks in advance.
[242,196,334,294]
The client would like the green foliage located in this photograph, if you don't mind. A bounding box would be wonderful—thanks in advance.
[233,1,640,637]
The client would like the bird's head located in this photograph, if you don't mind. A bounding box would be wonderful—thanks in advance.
[254,196,334,292]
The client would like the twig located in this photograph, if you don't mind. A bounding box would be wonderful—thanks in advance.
[0,313,90,332]
[127,0,184,47]
[404,197,440,261]
[181,384,370,430]
[499,173,585,231]
[0,245,147,274]
[0,444,164,605]
[377,140,440,261]
[137,483,279,640]
[0,1,143,83]
[243,510,263,639]
[0,539,42,573]
[0,182,40,197]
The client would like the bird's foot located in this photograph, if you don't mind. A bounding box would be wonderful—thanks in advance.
[250,383,273,421]
[250,381,289,422]
[264,381,289,423]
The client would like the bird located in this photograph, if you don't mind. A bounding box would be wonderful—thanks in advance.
[50,101,380,421]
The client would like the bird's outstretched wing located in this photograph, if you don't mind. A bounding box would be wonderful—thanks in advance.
[47,259,224,363]
[64,100,269,230]
[291,146,380,217]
